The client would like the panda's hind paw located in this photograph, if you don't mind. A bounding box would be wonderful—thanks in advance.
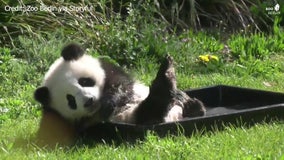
[182,98,206,118]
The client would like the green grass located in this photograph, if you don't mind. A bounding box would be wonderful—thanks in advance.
[1,119,284,159]
[1,37,284,159]
[1,1,284,159]
[1,30,284,159]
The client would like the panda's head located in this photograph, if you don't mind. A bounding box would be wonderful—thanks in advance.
[34,44,105,121]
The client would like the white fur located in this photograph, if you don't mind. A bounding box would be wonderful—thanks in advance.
[164,105,183,122]
[42,55,105,121]
[109,83,184,123]
[109,83,149,123]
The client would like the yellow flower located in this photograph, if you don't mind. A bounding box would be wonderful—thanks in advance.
[209,55,219,61]
[198,54,219,63]
[198,55,210,62]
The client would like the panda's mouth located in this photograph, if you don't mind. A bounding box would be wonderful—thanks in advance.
[84,97,96,108]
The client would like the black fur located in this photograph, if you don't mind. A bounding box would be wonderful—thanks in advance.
[98,58,135,120]
[34,87,66,117]
[34,86,50,106]
[182,98,206,117]
[66,94,77,110]
[61,43,84,61]
[134,55,206,125]
[134,56,176,124]
[78,77,96,87]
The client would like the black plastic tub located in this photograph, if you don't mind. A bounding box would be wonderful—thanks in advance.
[83,85,284,141]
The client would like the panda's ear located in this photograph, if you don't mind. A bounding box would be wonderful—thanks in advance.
[34,86,50,105]
[61,43,84,61]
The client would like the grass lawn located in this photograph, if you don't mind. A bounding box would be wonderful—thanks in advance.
[1,119,284,159]
[1,56,284,159]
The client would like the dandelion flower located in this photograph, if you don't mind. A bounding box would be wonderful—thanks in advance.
[198,54,219,63]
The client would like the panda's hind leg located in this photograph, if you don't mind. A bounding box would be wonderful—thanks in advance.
[134,55,206,124]
[134,55,177,125]
[134,55,206,125]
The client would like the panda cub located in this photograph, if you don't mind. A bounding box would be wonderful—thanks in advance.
[34,43,205,130]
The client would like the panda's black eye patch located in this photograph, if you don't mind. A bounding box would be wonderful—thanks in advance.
[66,94,77,110]
[78,77,95,87]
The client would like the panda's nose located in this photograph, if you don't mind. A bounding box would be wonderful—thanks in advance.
[84,97,95,107]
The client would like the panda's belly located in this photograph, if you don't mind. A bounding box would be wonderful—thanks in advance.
[109,82,184,124]
[109,82,149,123]
[110,104,184,124]
[109,103,140,124]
